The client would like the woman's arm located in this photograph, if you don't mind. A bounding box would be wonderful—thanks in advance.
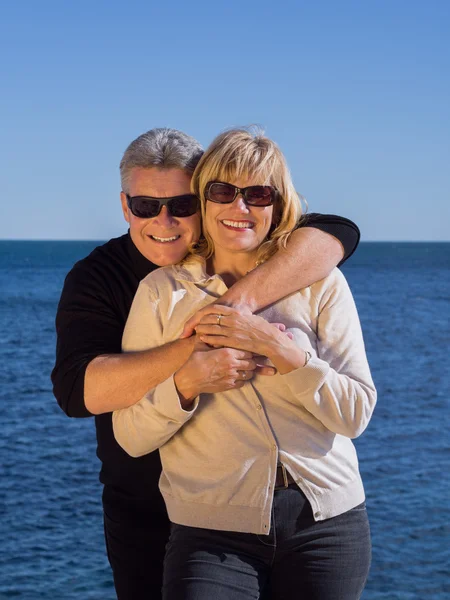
[113,339,258,457]
[112,282,259,458]
[196,271,376,439]
[280,271,377,438]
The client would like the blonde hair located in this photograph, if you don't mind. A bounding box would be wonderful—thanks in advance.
[191,127,302,264]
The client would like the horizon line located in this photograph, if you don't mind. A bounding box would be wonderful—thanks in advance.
[1,238,449,244]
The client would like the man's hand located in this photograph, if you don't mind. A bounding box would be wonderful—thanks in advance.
[174,338,260,408]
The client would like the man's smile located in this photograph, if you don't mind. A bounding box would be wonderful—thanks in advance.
[148,234,182,243]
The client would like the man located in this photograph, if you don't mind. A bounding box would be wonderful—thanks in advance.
[52,127,360,599]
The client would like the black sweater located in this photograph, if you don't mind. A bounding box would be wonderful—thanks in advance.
[51,214,359,522]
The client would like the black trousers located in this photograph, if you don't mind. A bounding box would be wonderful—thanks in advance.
[104,509,169,600]
[163,486,371,600]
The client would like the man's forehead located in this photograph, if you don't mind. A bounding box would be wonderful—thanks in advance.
[128,167,192,197]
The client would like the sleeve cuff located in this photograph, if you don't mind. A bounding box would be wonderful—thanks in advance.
[281,357,329,398]
[153,375,200,422]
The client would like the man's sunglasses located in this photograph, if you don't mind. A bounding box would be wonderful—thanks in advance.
[205,182,277,207]
[126,194,199,219]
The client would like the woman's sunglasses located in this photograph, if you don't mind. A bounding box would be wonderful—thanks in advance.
[205,182,277,207]
[126,194,199,219]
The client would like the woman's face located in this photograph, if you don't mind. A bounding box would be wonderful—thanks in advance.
[203,176,274,258]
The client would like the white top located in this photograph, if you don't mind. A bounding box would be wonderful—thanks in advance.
[113,259,376,534]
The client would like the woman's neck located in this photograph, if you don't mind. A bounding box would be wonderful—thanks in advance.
[208,249,258,287]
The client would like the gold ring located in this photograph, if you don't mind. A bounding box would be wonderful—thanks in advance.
[216,314,223,326]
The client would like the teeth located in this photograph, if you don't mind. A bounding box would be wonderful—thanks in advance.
[222,220,254,228]
[150,235,180,242]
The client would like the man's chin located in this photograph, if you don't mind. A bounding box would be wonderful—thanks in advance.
[131,234,188,266]
[142,248,188,267]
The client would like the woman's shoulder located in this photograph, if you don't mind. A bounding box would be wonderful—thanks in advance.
[309,268,353,305]
[140,264,184,286]
[138,258,208,294]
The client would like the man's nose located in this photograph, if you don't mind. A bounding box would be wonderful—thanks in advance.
[154,205,176,225]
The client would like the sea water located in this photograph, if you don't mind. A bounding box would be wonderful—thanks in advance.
[0,240,449,599]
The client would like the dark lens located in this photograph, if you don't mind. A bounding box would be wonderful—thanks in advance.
[207,183,236,203]
[130,197,160,218]
[169,195,199,217]
[244,186,275,206]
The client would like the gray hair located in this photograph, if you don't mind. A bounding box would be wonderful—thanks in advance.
[120,128,204,193]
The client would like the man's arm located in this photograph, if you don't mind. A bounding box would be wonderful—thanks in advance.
[182,214,359,336]
[53,215,358,417]
[222,226,343,312]
[52,263,258,418]
[84,338,195,415]
[52,262,195,418]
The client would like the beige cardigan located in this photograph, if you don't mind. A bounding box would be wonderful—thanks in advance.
[113,260,376,534]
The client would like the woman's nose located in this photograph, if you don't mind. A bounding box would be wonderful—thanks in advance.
[233,194,249,211]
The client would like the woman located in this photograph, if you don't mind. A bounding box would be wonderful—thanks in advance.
[113,128,376,599]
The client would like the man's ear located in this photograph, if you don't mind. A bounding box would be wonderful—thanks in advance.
[120,192,130,224]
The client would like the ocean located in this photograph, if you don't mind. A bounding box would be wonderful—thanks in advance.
[0,240,449,599]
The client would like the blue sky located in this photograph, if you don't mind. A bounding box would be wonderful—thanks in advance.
[1,0,449,241]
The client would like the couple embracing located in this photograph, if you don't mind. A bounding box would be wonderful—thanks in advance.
[53,126,376,599]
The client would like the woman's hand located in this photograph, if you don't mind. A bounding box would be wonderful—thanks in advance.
[180,303,252,338]
[194,308,306,374]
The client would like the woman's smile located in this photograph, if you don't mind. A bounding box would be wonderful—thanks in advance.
[220,219,255,230]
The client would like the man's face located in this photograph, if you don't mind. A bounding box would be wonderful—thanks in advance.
[121,167,201,266]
